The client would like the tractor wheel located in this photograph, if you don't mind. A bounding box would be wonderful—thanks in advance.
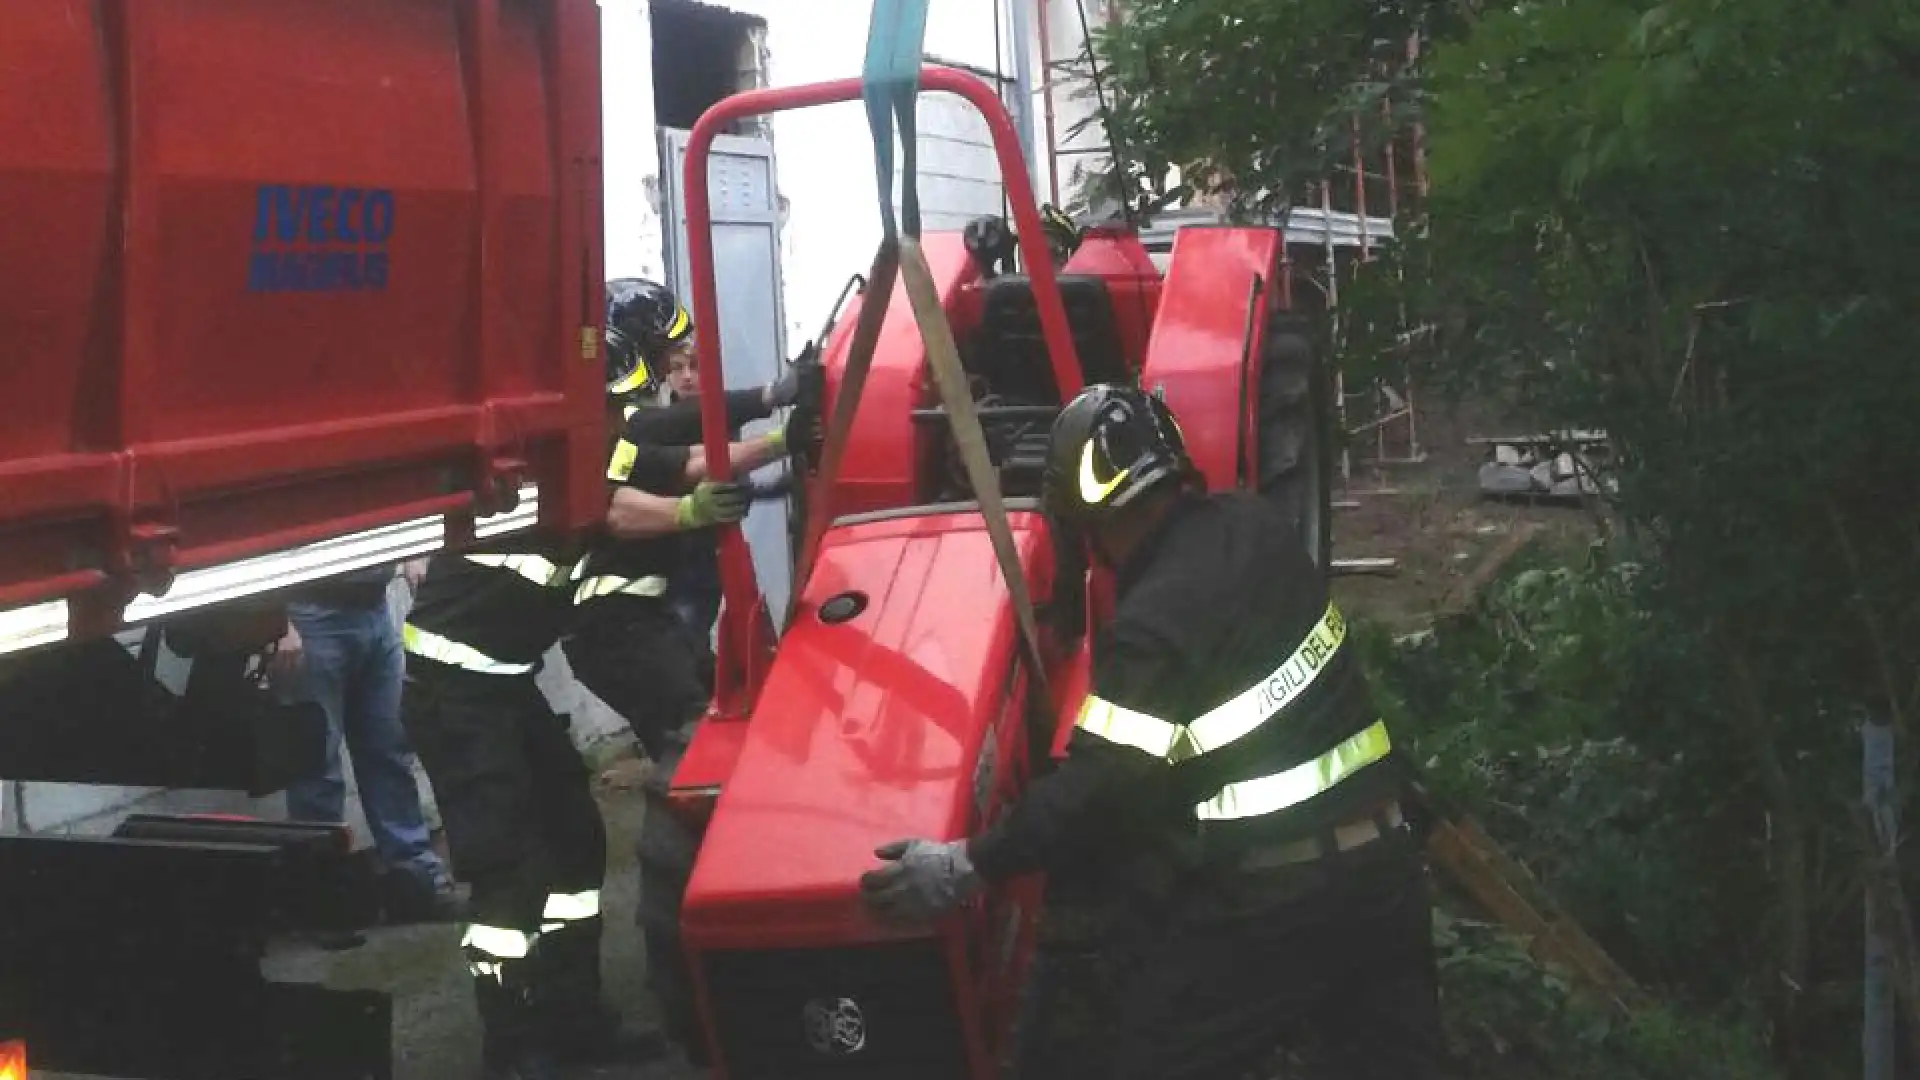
[1255,310,1336,571]
[635,745,709,1066]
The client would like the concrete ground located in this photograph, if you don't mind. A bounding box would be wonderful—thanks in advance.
[260,783,697,1080]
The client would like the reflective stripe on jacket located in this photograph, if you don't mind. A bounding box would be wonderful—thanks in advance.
[1074,601,1391,822]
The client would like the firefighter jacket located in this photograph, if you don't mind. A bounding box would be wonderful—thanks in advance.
[403,534,578,676]
[967,490,1403,882]
[570,389,769,607]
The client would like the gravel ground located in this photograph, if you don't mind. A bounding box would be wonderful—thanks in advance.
[257,782,700,1080]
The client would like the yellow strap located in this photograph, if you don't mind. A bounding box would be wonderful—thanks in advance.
[1072,602,1348,760]
[1184,602,1347,758]
[465,553,567,587]
[402,624,535,676]
[461,924,534,960]
[572,574,668,605]
[607,439,640,482]
[1075,695,1182,757]
[793,243,898,624]
[1194,721,1393,821]
[901,236,1049,695]
[542,890,602,922]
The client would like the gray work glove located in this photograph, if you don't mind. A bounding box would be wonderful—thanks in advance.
[675,481,749,529]
[859,838,982,924]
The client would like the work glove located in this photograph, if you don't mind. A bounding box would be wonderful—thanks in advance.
[859,838,982,924]
[764,343,824,409]
[783,377,827,474]
[675,481,749,529]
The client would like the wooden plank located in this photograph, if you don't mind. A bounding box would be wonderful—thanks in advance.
[1427,818,1646,1015]
[1466,430,1609,447]
[1331,557,1398,577]
[1435,522,1545,618]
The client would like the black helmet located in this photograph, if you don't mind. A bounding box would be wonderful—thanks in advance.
[1042,383,1193,523]
[605,278,693,398]
[1039,203,1083,263]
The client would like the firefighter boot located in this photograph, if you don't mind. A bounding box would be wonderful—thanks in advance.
[536,916,668,1065]
[468,933,564,1080]
[474,972,565,1080]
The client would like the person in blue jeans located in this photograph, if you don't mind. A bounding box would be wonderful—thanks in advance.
[273,563,462,922]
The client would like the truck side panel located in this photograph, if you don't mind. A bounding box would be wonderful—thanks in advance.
[0,0,604,633]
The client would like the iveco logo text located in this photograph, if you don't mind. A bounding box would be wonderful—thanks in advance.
[802,996,867,1056]
[248,184,394,292]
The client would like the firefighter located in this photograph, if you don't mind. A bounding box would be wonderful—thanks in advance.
[399,323,750,1080]
[559,278,820,1069]
[563,276,814,759]
[859,383,1444,1079]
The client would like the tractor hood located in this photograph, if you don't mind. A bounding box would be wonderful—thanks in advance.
[679,506,1053,950]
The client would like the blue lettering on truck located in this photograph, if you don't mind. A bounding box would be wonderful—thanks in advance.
[247,185,393,292]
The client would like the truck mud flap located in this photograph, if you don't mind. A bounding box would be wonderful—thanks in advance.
[0,831,390,1079]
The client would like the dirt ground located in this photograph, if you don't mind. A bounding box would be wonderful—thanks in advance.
[1327,399,1602,633]
[254,782,691,1080]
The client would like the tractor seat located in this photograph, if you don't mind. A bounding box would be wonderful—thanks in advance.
[968,274,1130,404]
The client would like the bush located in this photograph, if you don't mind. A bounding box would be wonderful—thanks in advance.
[1355,550,1784,1077]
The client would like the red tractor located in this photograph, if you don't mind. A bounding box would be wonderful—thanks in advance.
[645,65,1334,1079]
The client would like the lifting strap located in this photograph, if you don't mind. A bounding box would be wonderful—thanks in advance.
[792,0,1049,691]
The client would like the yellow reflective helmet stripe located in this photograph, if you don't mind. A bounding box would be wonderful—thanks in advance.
[403,624,536,676]
[1184,602,1347,758]
[572,574,668,606]
[608,357,653,396]
[666,305,691,341]
[1077,440,1130,505]
[1194,721,1393,821]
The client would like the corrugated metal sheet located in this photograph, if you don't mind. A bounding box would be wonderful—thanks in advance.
[1134,204,1397,253]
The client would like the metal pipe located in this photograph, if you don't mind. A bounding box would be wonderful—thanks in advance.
[1037,0,1061,206]
[1007,0,1039,186]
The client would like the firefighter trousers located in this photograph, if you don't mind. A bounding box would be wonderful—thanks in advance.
[562,595,709,760]
[560,596,712,1060]
[399,658,609,1054]
[1016,823,1444,1080]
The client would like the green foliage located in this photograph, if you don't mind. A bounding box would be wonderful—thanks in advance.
[1098,0,1920,1071]
[1432,909,1780,1080]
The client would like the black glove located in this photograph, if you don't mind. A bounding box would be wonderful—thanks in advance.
[765,343,824,409]
[783,382,826,474]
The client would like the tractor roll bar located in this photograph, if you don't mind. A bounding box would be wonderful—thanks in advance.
[683,65,1087,716]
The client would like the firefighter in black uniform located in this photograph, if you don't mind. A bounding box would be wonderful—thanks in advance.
[400,311,754,1080]
[563,277,813,743]
[860,383,1444,1079]
[558,278,820,1068]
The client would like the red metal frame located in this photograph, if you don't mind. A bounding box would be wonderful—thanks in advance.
[681,64,1085,718]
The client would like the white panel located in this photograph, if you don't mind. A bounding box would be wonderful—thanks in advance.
[661,129,796,625]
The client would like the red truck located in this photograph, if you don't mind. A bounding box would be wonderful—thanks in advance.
[0,2,604,1077]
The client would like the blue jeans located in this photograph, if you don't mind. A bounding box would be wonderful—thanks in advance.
[283,601,447,889]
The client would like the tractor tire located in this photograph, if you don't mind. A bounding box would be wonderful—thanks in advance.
[1255,310,1336,571]
[634,740,709,1066]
